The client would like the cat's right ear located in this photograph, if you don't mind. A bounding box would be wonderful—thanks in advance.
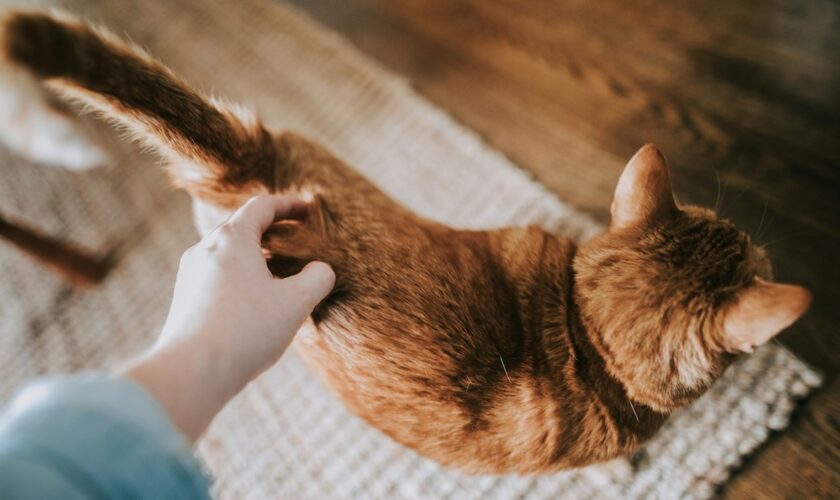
[721,279,812,352]
[610,144,678,229]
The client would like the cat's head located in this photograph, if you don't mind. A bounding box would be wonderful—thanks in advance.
[574,144,810,412]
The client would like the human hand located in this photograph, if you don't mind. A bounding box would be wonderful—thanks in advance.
[159,195,335,370]
[122,195,334,442]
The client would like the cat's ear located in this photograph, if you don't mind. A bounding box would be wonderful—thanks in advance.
[610,144,678,229]
[722,279,811,352]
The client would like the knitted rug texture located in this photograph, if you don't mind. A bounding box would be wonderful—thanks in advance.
[0,0,822,498]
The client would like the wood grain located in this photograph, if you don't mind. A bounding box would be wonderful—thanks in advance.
[288,0,840,497]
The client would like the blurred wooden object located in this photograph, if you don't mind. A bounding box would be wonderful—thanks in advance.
[0,214,110,286]
[291,0,839,496]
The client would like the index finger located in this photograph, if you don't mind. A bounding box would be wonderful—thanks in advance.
[226,195,309,239]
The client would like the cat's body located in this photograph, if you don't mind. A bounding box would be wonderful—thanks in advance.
[298,220,663,473]
[0,11,810,474]
[230,136,660,473]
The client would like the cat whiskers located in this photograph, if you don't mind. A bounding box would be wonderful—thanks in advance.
[755,200,769,240]
[716,177,730,216]
[754,199,780,246]
[759,235,791,250]
[629,402,640,423]
[720,184,750,218]
[499,355,512,383]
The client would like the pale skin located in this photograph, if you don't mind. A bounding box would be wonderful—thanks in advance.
[120,195,336,442]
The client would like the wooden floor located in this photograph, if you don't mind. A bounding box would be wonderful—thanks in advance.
[289,0,840,497]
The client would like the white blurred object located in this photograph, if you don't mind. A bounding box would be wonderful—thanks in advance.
[0,64,110,170]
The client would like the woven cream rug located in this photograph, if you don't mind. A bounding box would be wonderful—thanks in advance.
[0,0,822,498]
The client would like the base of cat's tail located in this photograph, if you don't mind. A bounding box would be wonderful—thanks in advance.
[0,10,276,206]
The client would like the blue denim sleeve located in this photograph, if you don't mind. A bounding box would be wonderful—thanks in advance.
[0,373,212,500]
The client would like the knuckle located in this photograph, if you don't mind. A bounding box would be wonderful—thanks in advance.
[216,222,237,237]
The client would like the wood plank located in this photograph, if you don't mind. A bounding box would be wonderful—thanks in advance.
[288,0,840,497]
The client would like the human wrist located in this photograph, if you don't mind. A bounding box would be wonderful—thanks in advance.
[161,327,259,398]
[167,318,285,382]
[119,332,249,442]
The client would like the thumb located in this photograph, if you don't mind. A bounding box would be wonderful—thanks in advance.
[276,261,336,323]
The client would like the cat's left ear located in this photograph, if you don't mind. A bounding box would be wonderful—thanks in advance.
[721,279,812,352]
[611,144,678,229]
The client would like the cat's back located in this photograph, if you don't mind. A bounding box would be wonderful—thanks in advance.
[294,224,608,472]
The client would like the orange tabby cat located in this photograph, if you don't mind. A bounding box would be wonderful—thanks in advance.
[0,11,811,474]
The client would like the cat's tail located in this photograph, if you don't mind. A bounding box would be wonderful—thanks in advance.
[0,10,276,205]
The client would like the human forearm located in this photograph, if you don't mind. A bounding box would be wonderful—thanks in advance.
[120,334,254,443]
[0,374,211,499]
